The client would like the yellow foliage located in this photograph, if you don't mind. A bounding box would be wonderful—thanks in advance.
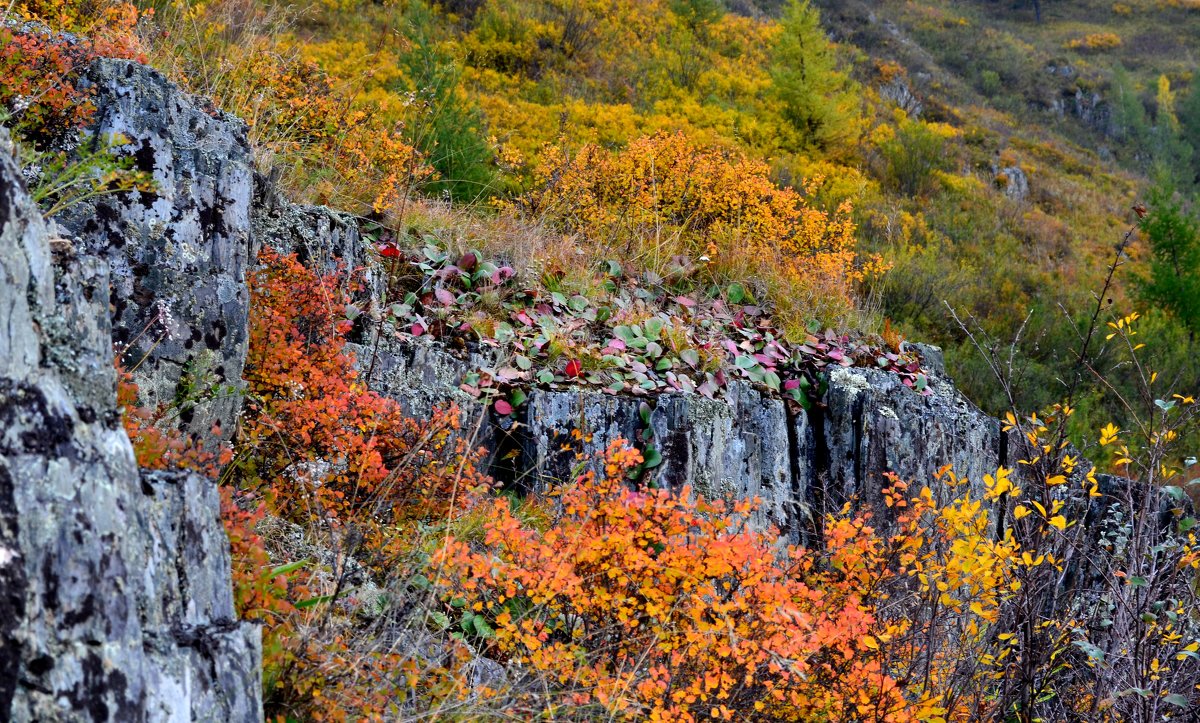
[521,131,874,324]
[1066,32,1123,51]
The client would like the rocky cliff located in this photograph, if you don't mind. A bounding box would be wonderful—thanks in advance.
[0,114,260,720]
[3,58,1030,720]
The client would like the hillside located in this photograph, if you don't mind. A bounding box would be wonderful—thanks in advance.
[116,0,1200,434]
[3,0,1200,721]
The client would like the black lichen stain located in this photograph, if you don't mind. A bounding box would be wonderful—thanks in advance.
[0,381,75,457]
[0,466,29,709]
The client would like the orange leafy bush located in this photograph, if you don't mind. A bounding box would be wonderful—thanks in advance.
[240,247,490,555]
[226,248,497,718]
[116,363,231,478]
[433,441,917,721]
[1,1,144,145]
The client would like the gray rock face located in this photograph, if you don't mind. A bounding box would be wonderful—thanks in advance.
[524,388,642,490]
[58,59,255,444]
[251,175,384,302]
[651,383,804,541]
[1,127,261,720]
[348,334,1003,544]
[996,166,1030,202]
[356,335,499,468]
[820,366,1003,532]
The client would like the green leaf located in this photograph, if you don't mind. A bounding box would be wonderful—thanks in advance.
[537,369,555,384]
[643,317,665,340]
[509,388,528,407]
[429,611,451,630]
[514,354,533,370]
[472,616,495,639]
[270,559,311,578]
[295,594,333,610]
[642,447,663,469]
[1164,694,1190,709]
[680,349,700,367]
[1072,639,1105,664]
[727,282,746,304]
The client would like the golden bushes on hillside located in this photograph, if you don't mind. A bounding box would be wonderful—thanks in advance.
[518,132,885,327]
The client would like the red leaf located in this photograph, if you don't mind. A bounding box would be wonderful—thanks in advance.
[411,322,425,336]
[435,288,456,306]
[494,399,514,416]
[564,359,583,378]
[377,242,401,259]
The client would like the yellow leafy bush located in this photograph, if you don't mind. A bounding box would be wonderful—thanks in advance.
[521,131,880,326]
[1066,32,1124,51]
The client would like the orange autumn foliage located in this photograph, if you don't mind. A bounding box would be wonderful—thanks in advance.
[240,247,490,558]
[1,1,144,145]
[116,362,230,479]
[433,441,917,722]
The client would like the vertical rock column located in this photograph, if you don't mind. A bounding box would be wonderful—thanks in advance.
[2,111,261,722]
[58,59,254,444]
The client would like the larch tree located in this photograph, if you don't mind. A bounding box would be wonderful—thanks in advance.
[769,0,862,154]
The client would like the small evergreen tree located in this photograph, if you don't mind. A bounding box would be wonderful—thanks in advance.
[1137,180,1200,343]
[1180,73,1200,189]
[1110,65,1148,147]
[1150,75,1194,185]
[769,0,861,153]
[400,26,498,203]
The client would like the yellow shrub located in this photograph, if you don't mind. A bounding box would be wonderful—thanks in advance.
[1065,32,1123,51]
[521,131,876,325]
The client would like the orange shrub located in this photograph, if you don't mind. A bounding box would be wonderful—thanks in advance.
[1,1,144,146]
[240,248,490,558]
[433,440,917,721]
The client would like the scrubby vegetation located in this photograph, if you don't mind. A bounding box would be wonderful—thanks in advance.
[7,0,1200,719]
